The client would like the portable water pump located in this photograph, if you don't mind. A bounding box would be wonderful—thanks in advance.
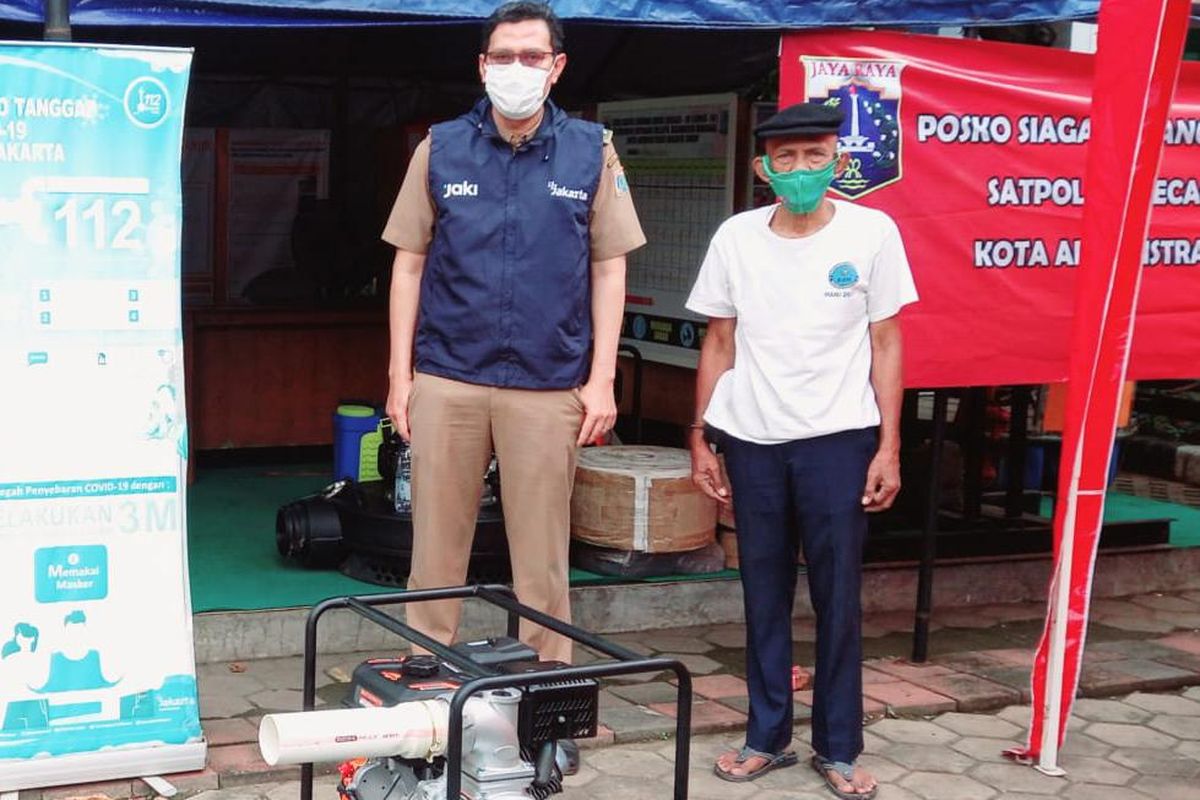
[259,585,693,800]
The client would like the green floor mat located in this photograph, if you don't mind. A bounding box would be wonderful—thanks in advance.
[1038,491,1200,548]
[187,464,1199,612]
[186,464,737,612]
[187,465,382,612]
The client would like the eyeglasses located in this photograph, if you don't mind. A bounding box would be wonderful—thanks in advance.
[768,149,838,171]
[484,49,556,68]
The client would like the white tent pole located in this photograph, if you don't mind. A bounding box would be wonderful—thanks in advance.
[1036,482,1077,777]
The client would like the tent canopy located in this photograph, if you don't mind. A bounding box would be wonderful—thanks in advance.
[1,1,1102,28]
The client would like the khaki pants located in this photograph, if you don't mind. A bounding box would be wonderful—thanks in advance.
[406,372,582,664]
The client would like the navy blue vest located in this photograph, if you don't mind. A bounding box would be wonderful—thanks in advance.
[418,98,604,390]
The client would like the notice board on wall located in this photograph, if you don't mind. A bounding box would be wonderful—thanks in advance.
[597,94,738,367]
[219,128,330,303]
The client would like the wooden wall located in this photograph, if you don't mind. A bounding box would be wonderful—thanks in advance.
[617,358,694,426]
[183,308,694,451]
[185,308,389,449]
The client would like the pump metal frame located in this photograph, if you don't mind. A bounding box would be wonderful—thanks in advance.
[297,584,692,800]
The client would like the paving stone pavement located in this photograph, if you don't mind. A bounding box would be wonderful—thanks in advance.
[46,690,1200,800]
[18,591,1200,799]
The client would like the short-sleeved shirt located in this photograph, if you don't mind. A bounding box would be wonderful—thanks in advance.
[382,135,646,260]
[685,200,918,444]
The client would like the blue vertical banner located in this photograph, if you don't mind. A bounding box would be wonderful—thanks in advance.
[0,43,205,789]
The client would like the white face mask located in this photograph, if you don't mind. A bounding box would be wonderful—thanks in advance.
[484,62,550,120]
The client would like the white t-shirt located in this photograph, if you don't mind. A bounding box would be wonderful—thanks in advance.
[685,200,918,445]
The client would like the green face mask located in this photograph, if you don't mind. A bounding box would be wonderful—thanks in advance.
[761,155,836,214]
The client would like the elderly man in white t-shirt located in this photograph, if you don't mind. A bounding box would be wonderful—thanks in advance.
[687,102,918,799]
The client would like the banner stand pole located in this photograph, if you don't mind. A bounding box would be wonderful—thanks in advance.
[911,390,948,663]
[42,0,70,41]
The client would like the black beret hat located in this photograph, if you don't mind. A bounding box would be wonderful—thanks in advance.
[755,102,845,140]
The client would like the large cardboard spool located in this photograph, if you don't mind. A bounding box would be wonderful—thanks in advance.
[572,446,716,553]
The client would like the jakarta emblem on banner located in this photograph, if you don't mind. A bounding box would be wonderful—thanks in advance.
[0,42,205,789]
[780,30,1200,388]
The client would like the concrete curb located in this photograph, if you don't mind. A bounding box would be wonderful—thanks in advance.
[192,546,1200,663]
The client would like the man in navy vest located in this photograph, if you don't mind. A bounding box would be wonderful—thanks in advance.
[382,0,644,689]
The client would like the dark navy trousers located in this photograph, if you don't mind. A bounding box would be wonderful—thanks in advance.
[715,425,876,763]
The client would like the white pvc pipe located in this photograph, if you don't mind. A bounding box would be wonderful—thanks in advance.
[259,699,450,766]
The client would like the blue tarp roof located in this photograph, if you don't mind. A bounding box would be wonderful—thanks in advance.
[1,1,1101,28]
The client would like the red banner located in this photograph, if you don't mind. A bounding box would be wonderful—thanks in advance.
[1019,0,1190,770]
[780,29,1200,387]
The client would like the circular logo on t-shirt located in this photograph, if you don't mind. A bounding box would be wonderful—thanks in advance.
[828,262,860,289]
